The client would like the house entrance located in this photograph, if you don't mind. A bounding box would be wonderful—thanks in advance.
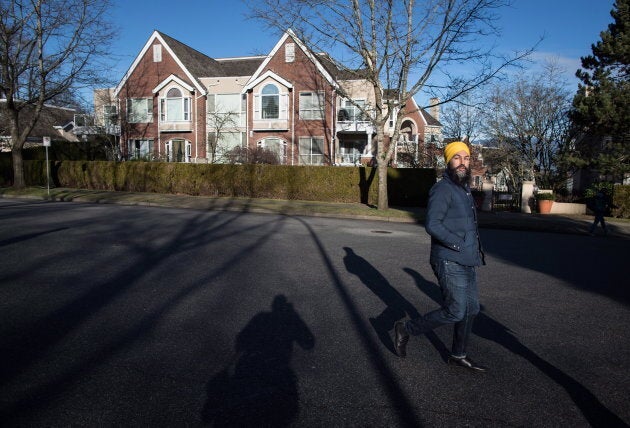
[166,139,191,162]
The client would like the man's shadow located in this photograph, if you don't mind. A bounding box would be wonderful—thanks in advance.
[404,267,627,428]
[343,247,449,358]
[202,295,315,427]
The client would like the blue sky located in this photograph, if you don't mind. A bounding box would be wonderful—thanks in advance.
[105,0,615,105]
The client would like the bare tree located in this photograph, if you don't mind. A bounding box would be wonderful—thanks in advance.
[484,62,573,189]
[249,0,532,209]
[441,89,485,144]
[207,103,242,164]
[0,0,116,188]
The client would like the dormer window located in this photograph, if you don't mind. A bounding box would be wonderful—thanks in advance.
[160,87,190,122]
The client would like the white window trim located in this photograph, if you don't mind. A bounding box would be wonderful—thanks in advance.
[254,84,288,120]
[299,91,325,120]
[127,98,153,123]
[166,139,192,163]
[258,138,287,164]
[208,93,244,127]
[102,104,117,126]
[128,139,154,160]
[299,136,325,165]
[159,88,191,122]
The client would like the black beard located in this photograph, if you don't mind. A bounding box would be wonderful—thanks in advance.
[447,165,471,187]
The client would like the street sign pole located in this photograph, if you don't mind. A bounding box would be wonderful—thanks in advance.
[43,137,51,195]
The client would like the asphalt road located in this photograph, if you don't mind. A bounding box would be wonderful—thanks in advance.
[1,198,628,427]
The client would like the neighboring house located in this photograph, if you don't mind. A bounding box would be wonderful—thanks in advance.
[0,100,78,152]
[102,30,442,165]
[469,143,489,190]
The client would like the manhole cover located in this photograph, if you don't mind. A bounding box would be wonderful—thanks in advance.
[371,230,393,234]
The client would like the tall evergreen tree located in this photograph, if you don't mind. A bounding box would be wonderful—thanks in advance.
[570,0,630,181]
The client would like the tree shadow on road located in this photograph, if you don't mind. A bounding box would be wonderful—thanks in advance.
[294,219,422,427]
[343,248,450,360]
[405,267,627,428]
[202,295,314,427]
[343,247,419,354]
[0,204,287,422]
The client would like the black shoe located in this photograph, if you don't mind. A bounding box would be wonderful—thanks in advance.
[447,356,487,372]
[394,322,409,358]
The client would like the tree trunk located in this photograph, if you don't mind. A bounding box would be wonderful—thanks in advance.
[11,146,25,189]
[377,159,388,210]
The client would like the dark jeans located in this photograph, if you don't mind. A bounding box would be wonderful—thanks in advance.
[590,212,607,233]
[405,259,480,358]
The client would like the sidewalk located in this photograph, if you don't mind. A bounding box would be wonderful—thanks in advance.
[2,186,629,238]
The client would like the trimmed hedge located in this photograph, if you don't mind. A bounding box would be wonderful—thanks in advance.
[3,160,436,206]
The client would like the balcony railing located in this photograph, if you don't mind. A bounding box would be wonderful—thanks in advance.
[338,153,362,165]
[337,108,375,133]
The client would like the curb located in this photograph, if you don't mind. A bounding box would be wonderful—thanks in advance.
[1,188,629,237]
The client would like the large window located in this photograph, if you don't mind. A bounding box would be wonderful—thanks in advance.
[126,98,152,123]
[102,105,117,127]
[258,138,286,164]
[299,137,325,165]
[208,93,244,127]
[209,131,245,162]
[160,88,190,122]
[299,92,325,120]
[128,139,153,160]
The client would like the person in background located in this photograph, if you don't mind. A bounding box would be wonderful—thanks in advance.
[589,190,609,236]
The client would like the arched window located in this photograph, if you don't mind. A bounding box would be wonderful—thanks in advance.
[160,87,190,122]
[261,84,279,119]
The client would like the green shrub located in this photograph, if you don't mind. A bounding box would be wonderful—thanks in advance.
[535,192,555,200]
[584,182,614,199]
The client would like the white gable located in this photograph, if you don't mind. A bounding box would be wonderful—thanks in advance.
[244,70,293,92]
[114,31,206,97]
[153,74,195,94]
[244,29,338,92]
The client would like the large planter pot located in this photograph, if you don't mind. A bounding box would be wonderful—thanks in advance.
[538,199,553,214]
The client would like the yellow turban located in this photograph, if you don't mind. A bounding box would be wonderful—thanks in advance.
[444,141,470,164]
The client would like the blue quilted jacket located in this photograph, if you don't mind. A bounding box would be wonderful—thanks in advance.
[425,173,485,266]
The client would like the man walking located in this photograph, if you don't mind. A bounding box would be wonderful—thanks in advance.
[394,141,486,372]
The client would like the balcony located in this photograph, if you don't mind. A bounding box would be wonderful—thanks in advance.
[336,108,375,133]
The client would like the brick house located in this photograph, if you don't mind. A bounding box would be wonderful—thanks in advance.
[100,30,441,165]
